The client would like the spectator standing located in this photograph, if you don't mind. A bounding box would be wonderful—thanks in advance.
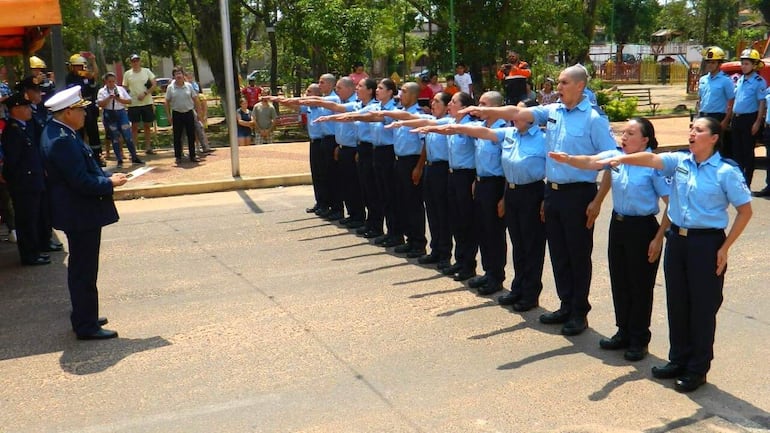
[538,78,559,105]
[454,63,473,99]
[29,56,56,103]
[165,68,200,163]
[252,95,277,145]
[497,51,531,105]
[96,72,143,167]
[185,71,211,154]
[242,78,262,110]
[65,52,103,167]
[123,54,157,155]
[428,72,444,94]
[444,75,459,96]
[348,62,369,84]
[236,97,254,147]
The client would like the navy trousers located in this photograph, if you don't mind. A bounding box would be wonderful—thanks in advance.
[504,181,546,303]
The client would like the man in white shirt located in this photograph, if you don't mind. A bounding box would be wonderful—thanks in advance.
[122,54,157,155]
[97,72,142,167]
[454,62,473,99]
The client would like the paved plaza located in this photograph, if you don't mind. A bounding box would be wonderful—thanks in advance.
[1,184,768,432]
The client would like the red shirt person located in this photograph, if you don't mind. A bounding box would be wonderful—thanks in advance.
[242,79,262,110]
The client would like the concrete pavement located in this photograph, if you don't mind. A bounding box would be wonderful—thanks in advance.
[1,186,768,432]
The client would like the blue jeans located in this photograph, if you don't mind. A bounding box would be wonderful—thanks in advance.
[103,109,138,162]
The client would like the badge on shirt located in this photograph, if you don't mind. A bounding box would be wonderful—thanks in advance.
[676,166,689,175]
[547,118,557,124]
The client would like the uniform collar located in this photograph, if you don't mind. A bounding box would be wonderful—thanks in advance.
[485,118,507,129]
[51,118,77,135]
[687,150,721,166]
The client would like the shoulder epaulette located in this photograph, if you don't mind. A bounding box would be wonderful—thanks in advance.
[721,157,739,167]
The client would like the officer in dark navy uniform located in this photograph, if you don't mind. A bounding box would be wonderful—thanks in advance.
[64,53,104,167]
[41,86,128,340]
[16,76,48,129]
[599,117,752,393]
[0,94,49,265]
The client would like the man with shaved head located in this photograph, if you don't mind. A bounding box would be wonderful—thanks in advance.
[459,65,616,336]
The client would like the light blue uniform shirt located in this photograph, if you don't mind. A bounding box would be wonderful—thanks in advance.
[497,126,546,185]
[301,106,324,140]
[658,151,751,229]
[474,118,508,177]
[371,98,397,147]
[317,90,339,136]
[698,72,735,114]
[334,93,359,147]
[531,97,617,183]
[765,89,770,123]
[447,115,476,169]
[733,72,767,114]
[597,148,670,216]
[422,114,450,162]
[394,103,423,156]
[356,100,380,143]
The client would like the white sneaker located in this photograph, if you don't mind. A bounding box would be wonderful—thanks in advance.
[8,229,17,243]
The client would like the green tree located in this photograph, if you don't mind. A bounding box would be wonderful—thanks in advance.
[600,0,661,61]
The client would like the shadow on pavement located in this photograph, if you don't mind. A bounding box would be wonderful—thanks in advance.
[59,336,171,375]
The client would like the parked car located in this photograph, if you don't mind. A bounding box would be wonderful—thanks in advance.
[721,59,770,83]
[247,69,269,84]
[155,77,172,92]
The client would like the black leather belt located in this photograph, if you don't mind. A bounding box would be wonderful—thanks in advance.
[547,181,595,191]
[449,168,475,174]
[427,160,448,166]
[612,211,655,222]
[395,154,420,161]
[670,224,723,237]
[508,180,544,190]
[476,175,505,182]
[734,111,758,118]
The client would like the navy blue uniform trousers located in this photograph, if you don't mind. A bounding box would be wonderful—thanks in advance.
[338,145,364,221]
[447,169,477,273]
[309,138,325,208]
[394,155,426,249]
[504,181,546,303]
[66,228,103,336]
[357,141,382,233]
[423,161,451,260]
[664,227,726,376]
[608,214,660,347]
[321,136,342,213]
[543,183,596,319]
[473,176,507,285]
[373,145,398,237]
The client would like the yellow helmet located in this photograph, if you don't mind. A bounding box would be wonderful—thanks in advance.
[29,56,47,69]
[740,49,761,62]
[702,46,726,61]
[68,54,87,66]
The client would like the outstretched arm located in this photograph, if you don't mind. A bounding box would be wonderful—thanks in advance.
[598,151,664,170]
[415,123,498,140]
[458,105,534,123]
[380,110,423,121]
[386,118,438,129]
[549,151,607,170]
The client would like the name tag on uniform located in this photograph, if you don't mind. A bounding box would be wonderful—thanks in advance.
[504,136,515,144]
[676,166,689,175]
[547,118,557,124]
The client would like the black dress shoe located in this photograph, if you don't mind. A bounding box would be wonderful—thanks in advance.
[306,205,319,213]
[97,317,109,326]
[675,373,706,393]
[406,249,427,259]
[325,211,344,221]
[315,208,330,217]
[599,332,630,350]
[624,346,648,362]
[477,283,503,295]
[418,253,439,264]
[512,299,539,312]
[22,256,51,266]
[468,275,489,288]
[42,243,64,252]
[453,270,476,281]
[189,157,200,163]
[339,217,352,225]
[39,253,50,259]
[77,328,118,340]
[363,230,384,239]
[561,317,588,336]
[381,237,405,248]
[652,362,686,379]
[345,220,365,229]
[355,225,370,235]
[441,263,462,275]
[131,157,144,164]
[539,309,571,324]
[436,260,451,270]
[393,243,412,254]
[498,292,522,305]
[373,234,390,245]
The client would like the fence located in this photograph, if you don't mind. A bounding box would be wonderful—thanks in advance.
[596,62,689,85]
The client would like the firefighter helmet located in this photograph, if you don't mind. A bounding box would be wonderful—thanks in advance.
[29,56,47,69]
[68,54,87,66]
[702,46,726,61]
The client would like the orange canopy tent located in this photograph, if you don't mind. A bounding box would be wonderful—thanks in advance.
[0,0,62,56]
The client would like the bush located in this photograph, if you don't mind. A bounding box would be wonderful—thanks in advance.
[604,96,637,122]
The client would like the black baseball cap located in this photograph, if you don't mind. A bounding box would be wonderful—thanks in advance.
[16,76,40,92]
[5,93,32,108]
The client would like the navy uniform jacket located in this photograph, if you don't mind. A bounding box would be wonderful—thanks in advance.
[40,119,118,232]
[1,118,45,193]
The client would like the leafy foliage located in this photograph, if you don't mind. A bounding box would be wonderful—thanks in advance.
[604,94,637,121]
